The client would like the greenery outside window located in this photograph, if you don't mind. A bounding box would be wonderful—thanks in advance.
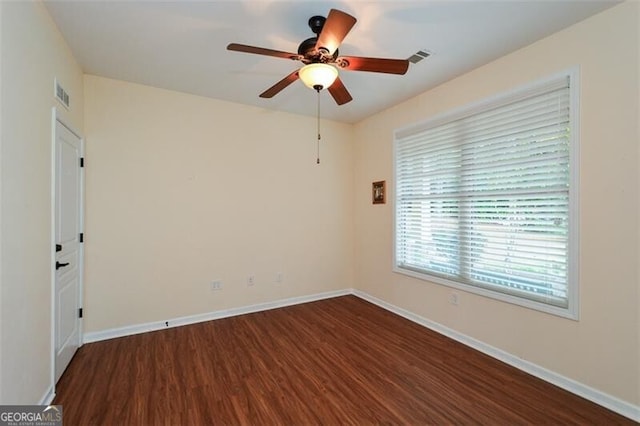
[394,71,579,319]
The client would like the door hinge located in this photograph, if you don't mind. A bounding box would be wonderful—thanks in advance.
[80,157,84,168]
[79,233,84,243]
[55,244,62,252]
[78,308,83,318]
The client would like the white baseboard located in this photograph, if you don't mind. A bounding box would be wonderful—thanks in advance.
[38,386,55,406]
[83,289,351,344]
[352,289,640,422]
[81,287,639,421]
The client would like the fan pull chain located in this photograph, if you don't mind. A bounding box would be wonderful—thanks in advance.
[316,89,321,164]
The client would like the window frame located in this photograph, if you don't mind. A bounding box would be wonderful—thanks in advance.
[393,68,580,320]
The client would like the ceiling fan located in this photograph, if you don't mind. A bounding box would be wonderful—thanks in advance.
[227,9,409,105]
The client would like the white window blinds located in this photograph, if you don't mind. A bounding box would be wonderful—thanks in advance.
[395,74,576,313]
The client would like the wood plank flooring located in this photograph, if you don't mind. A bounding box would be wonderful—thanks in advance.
[54,295,635,425]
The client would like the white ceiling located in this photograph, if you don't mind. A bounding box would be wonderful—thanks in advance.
[44,0,618,124]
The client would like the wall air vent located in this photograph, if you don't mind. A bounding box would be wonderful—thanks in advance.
[54,78,70,109]
[408,49,431,64]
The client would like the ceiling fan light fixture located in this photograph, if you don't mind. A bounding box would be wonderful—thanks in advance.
[299,63,338,91]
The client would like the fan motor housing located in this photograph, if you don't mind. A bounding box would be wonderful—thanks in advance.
[297,37,339,63]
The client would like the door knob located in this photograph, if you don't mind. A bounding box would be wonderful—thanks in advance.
[56,261,70,270]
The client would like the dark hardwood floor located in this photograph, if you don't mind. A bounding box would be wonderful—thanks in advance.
[54,295,635,425]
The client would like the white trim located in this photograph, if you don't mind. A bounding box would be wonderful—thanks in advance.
[567,66,581,320]
[83,289,351,343]
[392,267,577,319]
[80,287,639,421]
[393,67,580,320]
[38,386,55,406]
[49,108,57,405]
[352,289,640,422]
[78,133,85,348]
[51,108,85,398]
[394,68,576,139]
[53,108,82,140]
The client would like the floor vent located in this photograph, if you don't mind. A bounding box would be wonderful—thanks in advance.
[408,50,431,64]
[55,79,70,109]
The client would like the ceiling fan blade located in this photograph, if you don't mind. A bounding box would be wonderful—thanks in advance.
[259,70,300,98]
[337,56,409,75]
[328,77,353,105]
[315,9,357,56]
[227,43,300,60]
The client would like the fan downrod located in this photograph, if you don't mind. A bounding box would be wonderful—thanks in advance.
[308,16,326,34]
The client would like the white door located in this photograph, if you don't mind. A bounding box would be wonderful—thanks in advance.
[54,118,83,383]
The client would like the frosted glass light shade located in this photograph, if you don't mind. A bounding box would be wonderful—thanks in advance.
[298,63,339,90]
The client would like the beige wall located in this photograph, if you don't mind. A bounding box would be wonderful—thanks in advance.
[83,75,354,332]
[0,1,84,403]
[0,0,4,402]
[354,2,639,406]
[2,0,637,411]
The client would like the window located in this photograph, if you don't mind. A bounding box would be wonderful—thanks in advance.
[394,71,578,318]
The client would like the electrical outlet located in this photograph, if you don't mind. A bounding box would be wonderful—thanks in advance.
[210,280,222,291]
[276,272,283,283]
[449,292,459,306]
[247,275,255,286]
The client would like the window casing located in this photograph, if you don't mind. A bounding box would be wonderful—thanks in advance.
[394,71,579,319]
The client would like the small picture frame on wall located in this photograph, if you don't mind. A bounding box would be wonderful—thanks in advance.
[372,181,386,205]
